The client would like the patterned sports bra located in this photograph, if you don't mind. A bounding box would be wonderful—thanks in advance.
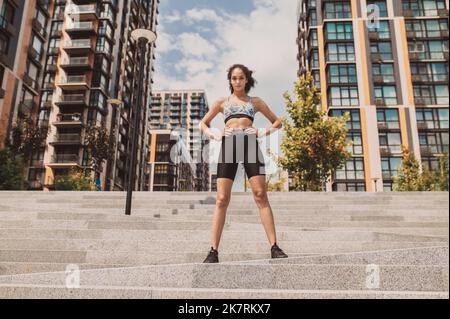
[223,95,255,124]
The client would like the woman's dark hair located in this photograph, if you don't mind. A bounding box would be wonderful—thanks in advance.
[227,64,257,93]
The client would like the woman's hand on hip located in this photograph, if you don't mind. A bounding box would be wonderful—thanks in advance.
[244,127,258,136]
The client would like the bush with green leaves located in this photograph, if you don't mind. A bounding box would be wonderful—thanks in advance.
[0,148,24,190]
[55,169,95,191]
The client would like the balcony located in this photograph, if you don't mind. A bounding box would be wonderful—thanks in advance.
[64,39,93,54]
[379,146,401,156]
[48,154,82,167]
[65,21,97,37]
[374,98,386,106]
[0,15,16,36]
[68,4,99,20]
[373,75,395,84]
[32,18,47,39]
[60,57,92,71]
[406,30,449,39]
[58,75,89,91]
[50,133,82,145]
[55,94,88,107]
[377,122,400,130]
[48,47,60,55]
[53,113,83,127]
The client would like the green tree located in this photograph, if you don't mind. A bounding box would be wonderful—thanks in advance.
[84,125,115,174]
[0,148,24,190]
[10,117,47,162]
[436,153,449,191]
[55,168,95,191]
[393,147,424,191]
[276,73,351,191]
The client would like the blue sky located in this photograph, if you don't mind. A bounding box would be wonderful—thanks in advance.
[153,0,298,188]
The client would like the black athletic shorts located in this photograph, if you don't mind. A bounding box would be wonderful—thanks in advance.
[217,128,266,181]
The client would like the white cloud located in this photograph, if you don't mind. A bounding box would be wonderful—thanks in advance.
[174,58,215,76]
[185,8,224,24]
[164,10,182,23]
[154,31,175,53]
[177,33,218,58]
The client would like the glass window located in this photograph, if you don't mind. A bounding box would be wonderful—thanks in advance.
[325,22,353,40]
[374,85,397,105]
[324,1,352,19]
[330,109,361,130]
[381,157,402,179]
[327,64,357,84]
[377,109,400,129]
[372,63,395,82]
[326,43,355,62]
[367,0,388,17]
[368,20,391,39]
[329,86,359,106]
[371,42,393,60]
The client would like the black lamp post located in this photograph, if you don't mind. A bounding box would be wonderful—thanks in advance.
[126,29,157,215]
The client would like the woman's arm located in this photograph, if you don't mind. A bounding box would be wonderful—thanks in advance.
[199,97,226,140]
[253,97,282,137]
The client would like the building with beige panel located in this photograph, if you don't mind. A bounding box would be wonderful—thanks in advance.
[297,0,448,191]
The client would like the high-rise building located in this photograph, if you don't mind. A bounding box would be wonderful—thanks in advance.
[1,0,159,192]
[150,90,210,191]
[297,0,449,192]
[148,128,195,191]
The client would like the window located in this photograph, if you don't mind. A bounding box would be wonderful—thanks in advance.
[330,109,361,130]
[371,42,393,60]
[374,85,397,105]
[367,0,388,17]
[53,4,65,17]
[379,132,402,154]
[372,63,395,82]
[421,156,442,171]
[98,20,113,39]
[308,9,317,26]
[413,84,449,104]
[327,64,357,84]
[0,33,9,54]
[368,20,391,39]
[325,22,353,40]
[34,6,48,30]
[30,34,44,61]
[0,2,15,24]
[346,132,363,155]
[410,62,449,82]
[416,108,449,129]
[419,131,449,154]
[312,70,321,89]
[309,49,319,68]
[326,43,355,61]
[49,38,60,49]
[402,0,447,16]
[323,1,352,19]
[405,19,448,37]
[381,157,402,179]
[308,30,318,47]
[329,87,359,106]
[335,158,365,180]
[333,182,366,191]
[409,40,449,59]
[95,37,112,55]
[377,109,400,129]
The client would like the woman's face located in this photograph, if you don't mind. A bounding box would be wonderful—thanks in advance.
[230,68,247,94]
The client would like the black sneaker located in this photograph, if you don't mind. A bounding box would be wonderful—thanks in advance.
[203,247,219,263]
[271,243,288,259]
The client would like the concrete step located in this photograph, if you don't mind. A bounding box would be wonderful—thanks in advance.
[0,238,444,255]
[0,262,127,276]
[0,255,447,292]
[0,284,447,299]
[0,227,446,242]
[267,246,449,266]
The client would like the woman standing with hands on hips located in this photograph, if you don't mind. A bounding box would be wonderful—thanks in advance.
[199,64,288,263]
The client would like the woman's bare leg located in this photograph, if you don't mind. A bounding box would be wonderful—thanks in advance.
[210,178,234,250]
[248,175,277,246]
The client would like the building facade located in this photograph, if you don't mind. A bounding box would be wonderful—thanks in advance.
[1,0,159,191]
[297,0,449,191]
[150,90,210,191]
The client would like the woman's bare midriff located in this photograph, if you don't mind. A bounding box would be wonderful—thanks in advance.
[224,118,253,129]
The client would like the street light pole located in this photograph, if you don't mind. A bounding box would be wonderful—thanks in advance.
[126,29,157,215]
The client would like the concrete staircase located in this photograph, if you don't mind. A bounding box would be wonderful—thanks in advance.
[0,191,448,298]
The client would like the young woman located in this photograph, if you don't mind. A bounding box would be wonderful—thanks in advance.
[199,64,288,263]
